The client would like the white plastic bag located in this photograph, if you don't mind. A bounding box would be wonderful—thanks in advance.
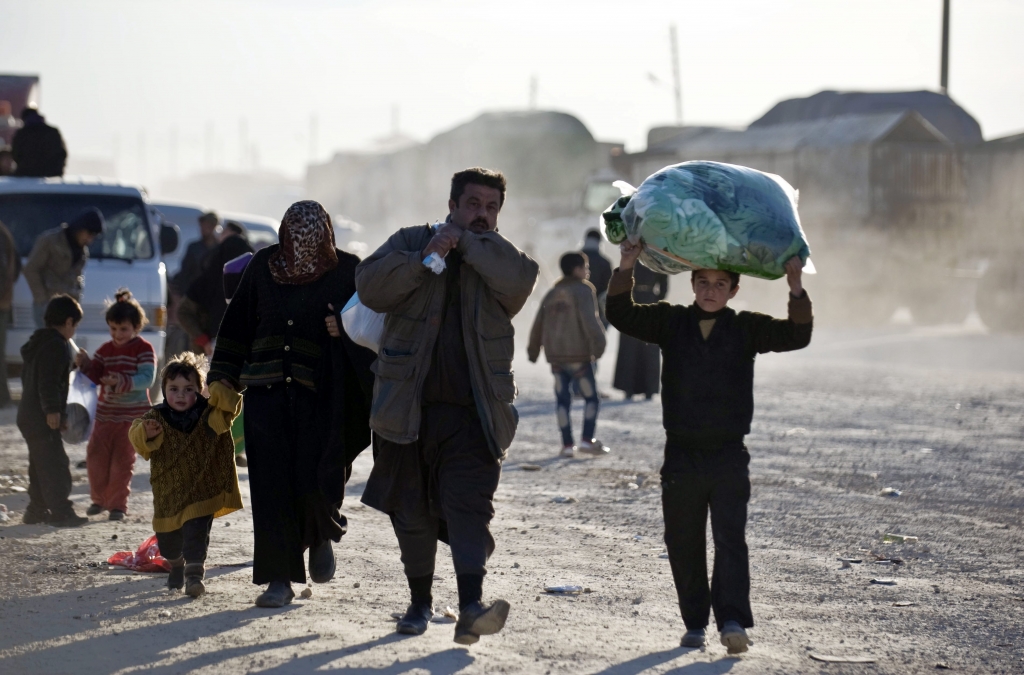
[64,370,97,444]
[341,292,385,353]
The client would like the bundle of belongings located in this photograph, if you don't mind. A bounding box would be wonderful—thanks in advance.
[603,161,812,279]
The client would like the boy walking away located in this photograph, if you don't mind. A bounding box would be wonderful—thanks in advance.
[607,241,812,653]
[528,252,609,458]
[129,352,243,597]
[75,290,156,521]
[17,294,87,526]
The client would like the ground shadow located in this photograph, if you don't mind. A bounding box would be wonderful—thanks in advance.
[662,658,738,674]
[260,635,474,675]
[588,649,738,675]
[0,604,305,674]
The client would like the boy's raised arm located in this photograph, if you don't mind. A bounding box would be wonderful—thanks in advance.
[605,241,674,346]
[749,256,813,354]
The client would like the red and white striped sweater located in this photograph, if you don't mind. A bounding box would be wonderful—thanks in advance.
[81,336,157,423]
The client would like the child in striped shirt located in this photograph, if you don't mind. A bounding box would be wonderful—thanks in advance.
[75,289,156,520]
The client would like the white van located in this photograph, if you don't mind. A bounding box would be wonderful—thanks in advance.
[0,177,179,364]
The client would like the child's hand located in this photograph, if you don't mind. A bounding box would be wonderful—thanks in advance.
[74,348,88,368]
[619,241,642,270]
[100,374,119,387]
[784,256,804,296]
[143,419,163,440]
[46,412,61,430]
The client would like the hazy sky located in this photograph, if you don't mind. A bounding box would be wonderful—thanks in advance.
[2,0,1022,185]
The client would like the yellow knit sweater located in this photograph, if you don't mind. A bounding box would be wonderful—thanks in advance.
[128,384,243,532]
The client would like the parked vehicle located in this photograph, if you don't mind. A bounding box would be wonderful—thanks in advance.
[0,176,178,364]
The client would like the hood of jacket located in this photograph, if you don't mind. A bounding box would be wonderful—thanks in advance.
[21,327,66,362]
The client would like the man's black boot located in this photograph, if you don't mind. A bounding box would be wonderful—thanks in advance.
[396,602,434,635]
[396,574,433,635]
[453,599,511,645]
[308,540,335,583]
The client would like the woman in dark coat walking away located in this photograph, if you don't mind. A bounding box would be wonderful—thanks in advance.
[612,261,668,400]
[208,201,375,608]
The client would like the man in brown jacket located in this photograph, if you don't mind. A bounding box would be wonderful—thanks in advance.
[23,208,104,326]
[527,251,608,458]
[355,167,538,645]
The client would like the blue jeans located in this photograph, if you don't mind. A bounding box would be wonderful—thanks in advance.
[553,362,598,447]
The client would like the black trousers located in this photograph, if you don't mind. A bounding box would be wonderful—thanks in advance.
[244,383,345,585]
[155,515,214,566]
[662,440,753,631]
[371,405,501,583]
[23,428,74,519]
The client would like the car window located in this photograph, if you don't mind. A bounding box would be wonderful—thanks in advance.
[0,193,153,260]
[246,226,278,251]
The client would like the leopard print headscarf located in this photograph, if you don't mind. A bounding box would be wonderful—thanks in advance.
[269,200,338,285]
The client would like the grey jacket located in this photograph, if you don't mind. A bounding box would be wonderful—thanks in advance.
[23,227,86,303]
[527,277,606,365]
[355,224,539,459]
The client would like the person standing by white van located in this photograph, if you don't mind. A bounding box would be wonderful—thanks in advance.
[23,207,104,327]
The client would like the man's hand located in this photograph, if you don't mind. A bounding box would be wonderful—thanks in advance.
[74,348,88,368]
[46,412,61,430]
[99,373,118,387]
[325,303,341,337]
[619,241,642,271]
[421,223,462,261]
[784,256,804,296]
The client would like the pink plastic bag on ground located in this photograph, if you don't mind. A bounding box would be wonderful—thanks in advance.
[107,534,171,573]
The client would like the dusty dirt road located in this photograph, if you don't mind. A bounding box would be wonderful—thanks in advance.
[1,326,1022,674]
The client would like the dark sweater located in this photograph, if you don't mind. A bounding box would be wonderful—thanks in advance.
[209,246,377,500]
[17,328,72,436]
[606,267,812,444]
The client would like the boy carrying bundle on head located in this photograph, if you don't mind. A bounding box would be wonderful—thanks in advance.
[128,352,243,597]
[607,241,812,653]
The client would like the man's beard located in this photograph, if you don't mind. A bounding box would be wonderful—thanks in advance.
[468,217,490,232]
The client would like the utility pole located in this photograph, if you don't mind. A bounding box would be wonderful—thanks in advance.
[940,0,950,95]
[239,117,248,172]
[670,24,682,125]
[205,122,214,170]
[309,113,318,163]
[168,126,177,178]
[529,75,538,110]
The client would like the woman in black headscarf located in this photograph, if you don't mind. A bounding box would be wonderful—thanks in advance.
[612,261,668,400]
[209,200,374,607]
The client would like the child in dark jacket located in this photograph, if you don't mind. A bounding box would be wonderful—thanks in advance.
[17,294,86,526]
[607,241,812,653]
[527,252,608,458]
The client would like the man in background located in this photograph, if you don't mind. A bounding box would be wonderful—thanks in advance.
[11,108,66,178]
[582,229,612,326]
[0,219,22,407]
[176,221,253,355]
[166,212,220,356]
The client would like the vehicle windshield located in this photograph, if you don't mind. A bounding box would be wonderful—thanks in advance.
[0,193,154,260]
[583,182,625,214]
[247,226,278,251]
